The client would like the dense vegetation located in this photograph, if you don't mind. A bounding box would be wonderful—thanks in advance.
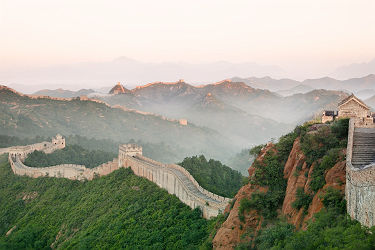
[0,154,217,249]
[236,118,375,249]
[179,155,245,198]
[252,188,375,249]
[299,119,348,194]
[24,145,116,169]
[239,127,299,220]
[241,119,349,220]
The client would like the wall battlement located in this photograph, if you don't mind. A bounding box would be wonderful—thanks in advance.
[1,137,229,218]
[120,154,230,218]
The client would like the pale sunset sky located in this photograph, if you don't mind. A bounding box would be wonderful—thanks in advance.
[1,0,375,84]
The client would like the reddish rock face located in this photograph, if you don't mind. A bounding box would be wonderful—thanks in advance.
[212,184,266,250]
[213,138,347,248]
[281,138,310,228]
[213,144,273,249]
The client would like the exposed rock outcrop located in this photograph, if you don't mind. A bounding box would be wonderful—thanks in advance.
[213,144,274,249]
[213,137,347,248]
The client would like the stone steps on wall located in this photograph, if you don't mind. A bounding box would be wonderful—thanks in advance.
[352,128,375,167]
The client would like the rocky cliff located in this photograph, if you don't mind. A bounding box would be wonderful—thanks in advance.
[213,131,346,249]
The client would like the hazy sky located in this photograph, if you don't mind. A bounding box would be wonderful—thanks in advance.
[1,0,375,79]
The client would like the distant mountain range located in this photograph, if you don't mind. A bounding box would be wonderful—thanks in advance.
[27,79,349,149]
[333,58,375,80]
[233,74,375,94]
[32,74,375,100]
[366,95,375,109]
[276,84,314,97]
[0,86,235,162]
[3,57,284,93]
[87,80,348,149]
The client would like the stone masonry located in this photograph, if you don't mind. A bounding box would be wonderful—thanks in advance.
[346,119,375,227]
[119,144,230,218]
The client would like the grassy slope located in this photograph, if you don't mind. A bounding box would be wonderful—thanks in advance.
[0,154,213,249]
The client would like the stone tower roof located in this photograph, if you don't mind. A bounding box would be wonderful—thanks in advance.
[338,94,370,110]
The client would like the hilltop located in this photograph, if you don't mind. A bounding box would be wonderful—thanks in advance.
[32,88,95,98]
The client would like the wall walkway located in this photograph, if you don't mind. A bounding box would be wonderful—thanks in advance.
[121,155,230,218]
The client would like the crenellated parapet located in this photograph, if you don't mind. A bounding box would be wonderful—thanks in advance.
[119,152,230,218]
[2,135,119,181]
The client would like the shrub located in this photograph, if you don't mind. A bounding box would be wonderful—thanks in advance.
[320,187,346,214]
[300,126,340,167]
[331,118,349,140]
[292,187,313,212]
[238,190,285,220]
[249,144,265,157]
[309,148,341,193]
[255,222,295,250]
[239,198,253,214]
[179,155,244,197]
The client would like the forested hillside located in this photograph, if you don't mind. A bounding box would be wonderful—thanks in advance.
[0,154,217,249]
[179,155,245,198]
[0,86,234,162]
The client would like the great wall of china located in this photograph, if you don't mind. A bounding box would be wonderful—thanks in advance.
[0,136,229,218]
[2,90,375,224]
[346,119,375,227]
[324,94,375,228]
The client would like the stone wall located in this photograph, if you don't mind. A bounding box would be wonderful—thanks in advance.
[120,154,230,218]
[2,136,65,161]
[339,100,370,119]
[2,137,229,218]
[346,119,375,227]
[6,147,119,181]
[353,117,375,128]
[2,135,118,181]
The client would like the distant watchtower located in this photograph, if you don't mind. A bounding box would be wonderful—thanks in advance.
[52,134,65,149]
[119,144,142,157]
[118,144,142,168]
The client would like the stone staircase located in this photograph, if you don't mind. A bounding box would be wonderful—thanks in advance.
[352,127,375,168]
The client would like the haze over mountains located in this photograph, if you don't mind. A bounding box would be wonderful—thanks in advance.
[0,77,351,174]
[3,57,375,94]
[26,79,348,149]
[0,86,234,162]
[2,57,283,93]
[233,74,375,95]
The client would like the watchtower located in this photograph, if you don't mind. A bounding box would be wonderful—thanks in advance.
[119,144,142,157]
[118,144,142,168]
[52,134,65,149]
